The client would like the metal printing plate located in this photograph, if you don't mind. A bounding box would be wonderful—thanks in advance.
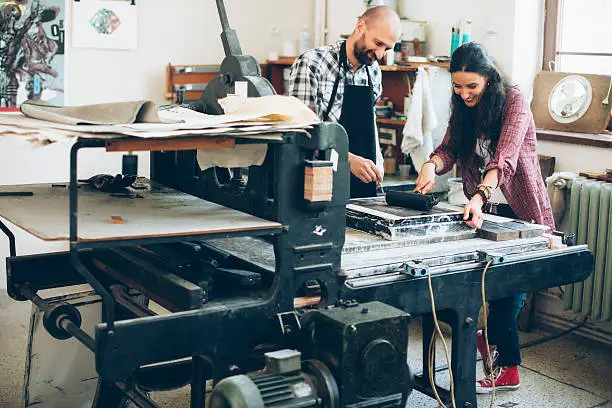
[346,196,474,242]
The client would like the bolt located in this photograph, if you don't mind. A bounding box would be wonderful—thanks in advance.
[361,307,369,314]
[464,317,474,325]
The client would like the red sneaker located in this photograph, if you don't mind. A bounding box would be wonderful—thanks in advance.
[477,330,498,376]
[475,366,520,394]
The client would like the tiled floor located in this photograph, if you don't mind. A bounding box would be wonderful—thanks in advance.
[0,290,610,408]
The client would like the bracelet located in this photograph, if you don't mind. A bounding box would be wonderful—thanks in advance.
[474,189,488,204]
[476,184,493,201]
[424,159,438,172]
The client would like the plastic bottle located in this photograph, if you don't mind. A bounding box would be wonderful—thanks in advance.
[394,42,403,64]
[299,25,311,54]
[450,25,460,55]
[460,21,472,45]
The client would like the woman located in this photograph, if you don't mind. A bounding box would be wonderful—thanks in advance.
[414,42,554,394]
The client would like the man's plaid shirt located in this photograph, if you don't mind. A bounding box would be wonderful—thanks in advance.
[287,41,384,173]
[287,41,382,122]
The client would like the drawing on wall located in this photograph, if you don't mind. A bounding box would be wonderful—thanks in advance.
[72,0,137,50]
[90,8,120,34]
[0,0,65,108]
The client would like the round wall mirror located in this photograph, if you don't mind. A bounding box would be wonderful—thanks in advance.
[547,75,592,124]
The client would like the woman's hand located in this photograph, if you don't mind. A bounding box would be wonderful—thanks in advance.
[414,162,437,194]
[464,194,485,229]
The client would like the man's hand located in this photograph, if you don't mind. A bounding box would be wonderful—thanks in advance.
[464,194,485,229]
[414,162,437,194]
[349,153,382,184]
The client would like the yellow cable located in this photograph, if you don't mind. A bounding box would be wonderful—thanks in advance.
[427,273,457,408]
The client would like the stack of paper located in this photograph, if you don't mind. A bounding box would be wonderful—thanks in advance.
[0,95,320,145]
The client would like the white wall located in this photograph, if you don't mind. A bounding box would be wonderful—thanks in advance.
[65,0,315,105]
[326,2,366,43]
[536,140,611,173]
[396,0,516,75]
[512,0,545,95]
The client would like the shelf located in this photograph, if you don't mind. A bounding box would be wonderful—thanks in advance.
[265,57,296,66]
[377,118,406,126]
[536,128,612,149]
[264,57,449,71]
[0,183,283,247]
[380,61,450,71]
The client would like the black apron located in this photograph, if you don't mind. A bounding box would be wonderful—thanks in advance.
[323,42,378,198]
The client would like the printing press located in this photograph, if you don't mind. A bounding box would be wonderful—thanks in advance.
[1,1,593,408]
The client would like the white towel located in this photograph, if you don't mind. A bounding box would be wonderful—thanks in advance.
[401,67,437,167]
[401,66,452,171]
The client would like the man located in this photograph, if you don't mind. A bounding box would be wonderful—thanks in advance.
[287,6,400,198]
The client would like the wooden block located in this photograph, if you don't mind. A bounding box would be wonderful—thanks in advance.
[478,220,520,241]
[543,233,566,249]
[502,221,549,238]
[304,161,333,202]
[305,167,333,177]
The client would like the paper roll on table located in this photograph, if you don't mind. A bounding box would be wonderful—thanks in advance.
[385,190,440,211]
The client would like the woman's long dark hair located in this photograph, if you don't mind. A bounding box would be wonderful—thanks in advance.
[448,42,513,160]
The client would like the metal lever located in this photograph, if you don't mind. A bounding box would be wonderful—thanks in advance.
[215,0,242,56]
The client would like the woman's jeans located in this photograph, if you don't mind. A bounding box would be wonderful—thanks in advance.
[486,293,526,367]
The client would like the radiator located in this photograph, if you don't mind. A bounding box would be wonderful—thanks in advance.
[563,178,612,321]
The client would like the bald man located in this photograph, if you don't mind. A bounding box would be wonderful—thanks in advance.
[288,6,400,198]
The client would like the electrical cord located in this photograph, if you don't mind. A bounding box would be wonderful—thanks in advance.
[427,273,457,408]
[519,315,589,349]
[418,304,590,375]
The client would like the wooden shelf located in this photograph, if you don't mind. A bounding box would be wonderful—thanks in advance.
[377,118,406,126]
[265,57,296,66]
[380,61,450,71]
[536,128,612,149]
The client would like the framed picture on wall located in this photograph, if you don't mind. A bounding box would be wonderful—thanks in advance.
[72,0,138,50]
[0,0,66,108]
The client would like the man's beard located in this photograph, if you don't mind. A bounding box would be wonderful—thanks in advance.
[353,41,377,66]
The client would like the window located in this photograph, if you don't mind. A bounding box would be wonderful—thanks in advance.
[543,0,612,75]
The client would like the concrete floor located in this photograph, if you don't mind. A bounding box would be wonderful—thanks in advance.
[1,290,610,408]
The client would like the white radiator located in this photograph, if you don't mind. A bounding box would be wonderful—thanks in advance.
[563,178,612,321]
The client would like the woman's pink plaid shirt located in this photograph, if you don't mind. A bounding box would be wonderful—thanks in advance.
[432,87,555,230]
